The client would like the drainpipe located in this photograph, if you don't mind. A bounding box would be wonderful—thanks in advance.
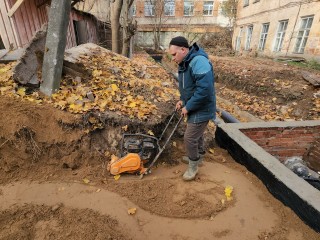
[217,108,241,123]
[285,2,302,56]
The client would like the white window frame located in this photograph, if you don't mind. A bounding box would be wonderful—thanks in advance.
[273,20,288,52]
[164,0,175,16]
[245,25,253,50]
[184,0,194,16]
[235,27,243,51]
[203,1,214,16]
[144,1,155,16]
[294,16,314,53]
[258,23,269,51]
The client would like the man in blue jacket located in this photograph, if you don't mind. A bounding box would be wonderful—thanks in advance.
[168,36,216,181]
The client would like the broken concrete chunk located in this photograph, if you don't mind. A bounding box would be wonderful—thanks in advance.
[86,91,95,101]
[301,71,320,87]
[13,24,47,86]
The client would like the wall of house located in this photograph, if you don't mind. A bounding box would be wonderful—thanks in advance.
[0,0,99,51]
[134,0,230,47]
[233,0,320,61]
[0,0,48,50]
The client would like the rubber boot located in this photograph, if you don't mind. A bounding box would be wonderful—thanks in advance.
[183,159,199,181]
[181,153,205,166]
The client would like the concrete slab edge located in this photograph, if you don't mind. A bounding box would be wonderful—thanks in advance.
[216,121,320,233]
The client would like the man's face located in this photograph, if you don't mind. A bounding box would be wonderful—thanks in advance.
[168,45,188,64]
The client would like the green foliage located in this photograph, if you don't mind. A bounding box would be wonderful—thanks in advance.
[287,59,320,71]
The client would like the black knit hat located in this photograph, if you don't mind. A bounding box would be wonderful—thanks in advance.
[169,36,189,48]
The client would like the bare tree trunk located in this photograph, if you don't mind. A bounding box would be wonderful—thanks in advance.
[111,0,123,53]
[121,0,129,56]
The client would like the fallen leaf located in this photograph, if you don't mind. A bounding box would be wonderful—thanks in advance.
[83,178,90,184]
[127,208,137,215]
[17,87,26,96]
[172,141,176,147]
[147,130,154,136]
[114,174,121,181]
[96,189,101,192]
[225,185,233,201]
[209,148,215,154]
[111,84,119,91]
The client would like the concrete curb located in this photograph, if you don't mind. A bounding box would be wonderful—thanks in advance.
[216,120,320,232]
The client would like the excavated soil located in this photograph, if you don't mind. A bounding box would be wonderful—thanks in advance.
[0,54,320,239]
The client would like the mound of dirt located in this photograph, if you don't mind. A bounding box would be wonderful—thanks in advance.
[1,51,320,239]
[211,56,320,121]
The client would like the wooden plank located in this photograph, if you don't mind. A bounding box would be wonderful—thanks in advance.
[20,3,33,41]
[7,0,22,48]
[25,0,36,34]
[0,0,18,49]
[0,9,11,49]
[7,0,25,17]
[10,0,28,46]
[29,0,41,31]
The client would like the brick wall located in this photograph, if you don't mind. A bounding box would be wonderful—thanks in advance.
[303,140,320,172]
[241,126,320,163]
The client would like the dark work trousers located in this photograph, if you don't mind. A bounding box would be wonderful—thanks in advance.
[184,121,209,161]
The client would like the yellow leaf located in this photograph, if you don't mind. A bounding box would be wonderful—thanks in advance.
[83,178,90,184]
[224,185,233,201]
[122,125,128,131]
[111,84,119,91]
[92,69,102,77]
[209,148,215,154]
[114,174,121,181]
[172,141,176,147]
[129,102,136,108]
[0,86,12,94]
[127,208,137,215]
[147,130,154,136]
[17,87,26,96]
[69,103,83,113]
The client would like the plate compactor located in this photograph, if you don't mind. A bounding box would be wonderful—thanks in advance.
[108,110,183,178]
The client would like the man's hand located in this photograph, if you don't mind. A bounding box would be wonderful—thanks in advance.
[175,100,183,110]
[181,107,188,117]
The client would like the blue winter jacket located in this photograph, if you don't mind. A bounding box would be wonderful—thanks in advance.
[178,43,216,123]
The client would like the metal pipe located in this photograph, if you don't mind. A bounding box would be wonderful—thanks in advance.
[217,108,240,123]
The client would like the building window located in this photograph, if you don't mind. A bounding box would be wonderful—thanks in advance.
[235,27,243,51]
[294,16,314,53]
[164,0,175,16]
[184,0,194,16]
[258,23,269,51]
[144,0,155,16]
[274,20,288,52]
[203,1,214,16]
[243,0,249,7]
[245,25,253,50]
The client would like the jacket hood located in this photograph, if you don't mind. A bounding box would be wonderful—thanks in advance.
[179,43,208,69]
